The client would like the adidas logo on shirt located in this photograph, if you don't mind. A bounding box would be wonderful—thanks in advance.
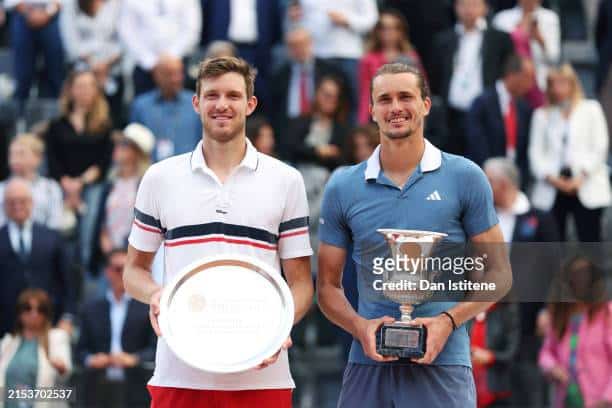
[426,190,442,201]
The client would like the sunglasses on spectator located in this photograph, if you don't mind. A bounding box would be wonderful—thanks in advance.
[19,303,48,314]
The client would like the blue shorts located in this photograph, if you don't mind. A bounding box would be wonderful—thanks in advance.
[337,363,476,408]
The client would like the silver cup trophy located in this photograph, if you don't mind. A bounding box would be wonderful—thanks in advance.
[375,229,447,358]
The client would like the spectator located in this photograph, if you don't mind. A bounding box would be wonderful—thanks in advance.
[380,0,453,80]
[430,0,514,155]
[0,179,75,337]
[59,0,124,125]
[528,64,611,242]
[282,75,348,170]
[92,123,154,270]
[539,256,612,408]
[270,27,348,139]
[484,157,559,407]
[204,40,237,59]
[343,124,379,164]
[595,0,612,148]
[287,0,378,117]
[465,55,534,181]
[5,0,64,107]
[469,303,520,408]
[493,0,560,108]
[44,67,113,270]
[246,115,276,157]
[201,0,282,113]
[0,134,63,230]
[77,248,156,408]
[358,9,425,125]
[0,289,72,407]
[118,0,202,96]
[130,55,202,162]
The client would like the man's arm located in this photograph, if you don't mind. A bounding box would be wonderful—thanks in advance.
[411,224,512,364]
[317,242,398,362]
[281,256,314,326]
[123,245,161,335]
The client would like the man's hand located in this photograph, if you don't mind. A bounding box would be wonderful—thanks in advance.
[57,319,73,336]
[328,10,349,27]
[356,316,399,362]
[88,353,112,369]
[316,144,341,160]
[111,352,139,368]
[49,357,67,375]
[149,288,163,336]
[256,337,292,370]
[410,315,453,364]
[471,346,494,365]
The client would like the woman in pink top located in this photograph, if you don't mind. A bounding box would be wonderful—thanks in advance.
[539,256,612,408]
[357,9,425,124]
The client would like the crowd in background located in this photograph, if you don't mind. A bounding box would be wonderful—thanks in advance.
[0,0,611,407]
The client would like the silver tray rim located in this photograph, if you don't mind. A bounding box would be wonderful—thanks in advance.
[158,254,295,373]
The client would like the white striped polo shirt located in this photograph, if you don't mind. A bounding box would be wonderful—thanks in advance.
[128,138,312,390]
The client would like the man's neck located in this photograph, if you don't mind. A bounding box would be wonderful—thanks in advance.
[112,289,125,302]
[160,89,180,101]
[499,189,519,211]
[379,133,425,188]
[14,171,36,182]
[202,135,247,183]
[462,21,477,32]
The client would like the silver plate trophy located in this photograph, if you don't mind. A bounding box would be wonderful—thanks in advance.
[158,254,294,373]
[375,229,447,359]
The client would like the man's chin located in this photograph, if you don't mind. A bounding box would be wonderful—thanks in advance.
[383,129,412,140]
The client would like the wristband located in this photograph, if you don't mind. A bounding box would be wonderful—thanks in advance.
[441,311,457,331]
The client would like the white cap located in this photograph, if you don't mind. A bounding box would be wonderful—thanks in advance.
[123,123,155,156]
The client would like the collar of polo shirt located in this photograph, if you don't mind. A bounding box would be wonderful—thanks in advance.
[364,138,442,181]
[190,138,259,173]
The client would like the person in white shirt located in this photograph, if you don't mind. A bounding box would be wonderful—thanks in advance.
[287,0,378,117]
[529,63,611,242]
[117,0,201,96]
[123,57,314,407]
[493,0,560,107]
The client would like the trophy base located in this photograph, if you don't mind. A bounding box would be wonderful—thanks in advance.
[376,323,427,359]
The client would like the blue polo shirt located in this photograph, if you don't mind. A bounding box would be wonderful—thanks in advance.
[318,139,498,366]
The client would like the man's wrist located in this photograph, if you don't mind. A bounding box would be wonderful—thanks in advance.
[439,311,457,331]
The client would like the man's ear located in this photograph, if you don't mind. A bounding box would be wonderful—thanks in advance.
[369,103,377,123]
[246,95,258,116]
[192,94,200,114]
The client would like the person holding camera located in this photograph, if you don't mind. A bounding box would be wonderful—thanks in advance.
[528,64,611,242]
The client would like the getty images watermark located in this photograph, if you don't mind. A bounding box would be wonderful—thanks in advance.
[371,253,498,292]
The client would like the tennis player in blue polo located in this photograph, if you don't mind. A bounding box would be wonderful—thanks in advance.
[317,62,512,407]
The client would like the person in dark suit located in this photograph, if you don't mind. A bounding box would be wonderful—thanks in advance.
[270,27,348,140]
[430,0,514,155]
[0,178,75,337]
[77,248,156,408]
[466,55,534,181]
[200,0,283,113]
[484,157,559,408]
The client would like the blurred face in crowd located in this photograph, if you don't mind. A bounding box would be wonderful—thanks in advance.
[194,72,257,143]
[455,0,487,29]
[113,140,140,171]
[154,57,184,99]
[567,258,595,301]
[70,71,99,110]
[519,0,541,12]
[4,179,33,225]
[19,297,47,332]
[352,131,376,163]
[286,28,313,64]
[377,13,404,49]
[315,79,341,118]
[9,142,41,177]
[505,59,535,98]
[253,124,275,156]
[370,72,431,140]
[105,251,127,296]
[547,73,573,104]
[485,167,512,208]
